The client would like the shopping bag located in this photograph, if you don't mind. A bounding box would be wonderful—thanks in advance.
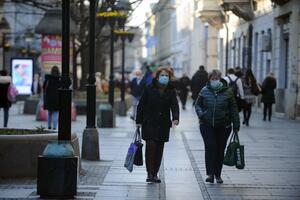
[7,83,18,102]
[124,142,138,172]
[133,127,143,166]
[36,98,48,121]
[235,134,245,169]
[224,132,239,166]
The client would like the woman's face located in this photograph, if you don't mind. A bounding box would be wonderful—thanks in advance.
[159,70,169,79]
[210,74,220,81]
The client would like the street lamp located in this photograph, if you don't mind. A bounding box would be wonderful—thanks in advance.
[0,17,10,70]
[97,0,131,107]
[114,28,134,116]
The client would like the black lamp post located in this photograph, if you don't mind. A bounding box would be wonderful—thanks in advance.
[82,0,100,161]
[97,0,132,107]
[0,17,10,70]
[114,28,134,116]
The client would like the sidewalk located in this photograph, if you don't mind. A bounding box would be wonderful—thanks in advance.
[0,101,300,199]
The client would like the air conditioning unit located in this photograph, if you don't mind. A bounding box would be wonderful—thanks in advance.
[261,35,271,52]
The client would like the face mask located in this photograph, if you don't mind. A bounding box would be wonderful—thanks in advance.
[210,80,221,88]
[158,75,169,85]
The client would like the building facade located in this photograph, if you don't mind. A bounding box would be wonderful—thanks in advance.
[196,0,300,119]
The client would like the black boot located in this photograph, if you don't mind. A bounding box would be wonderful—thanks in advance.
[146,173,154,183]
[215,176,223,184]
[153,174,161,183]
[205,175,214,183]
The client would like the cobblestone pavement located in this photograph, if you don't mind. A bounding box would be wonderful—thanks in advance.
[0,101,300,199]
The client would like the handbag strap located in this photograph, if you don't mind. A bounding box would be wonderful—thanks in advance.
[233,131,240,144]
[133,127,141,142]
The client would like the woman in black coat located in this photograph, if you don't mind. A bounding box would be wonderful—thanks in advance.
[0,70,12,127]
[43,66,61,130]
[261,72,277,121]
[136,67,179,183]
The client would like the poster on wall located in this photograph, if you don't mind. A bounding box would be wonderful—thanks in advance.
[41,35,72,74]
[11,58,33,95]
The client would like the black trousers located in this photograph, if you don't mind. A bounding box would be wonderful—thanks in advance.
[200,124,232,177]
[263,103,273,120]
[179,90,188,108]
[145,140,164,176]
[243,103,252,125]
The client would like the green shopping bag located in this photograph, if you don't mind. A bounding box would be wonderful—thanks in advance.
[235,133,245,169]
[224,132,239,166]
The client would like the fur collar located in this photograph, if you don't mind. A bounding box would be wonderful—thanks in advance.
[0,76,11,84]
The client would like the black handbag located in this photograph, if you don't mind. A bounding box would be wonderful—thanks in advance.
[133,127,143,166]
[224,132,245,169]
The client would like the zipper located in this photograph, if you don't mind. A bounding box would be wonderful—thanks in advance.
[212,93,217,127]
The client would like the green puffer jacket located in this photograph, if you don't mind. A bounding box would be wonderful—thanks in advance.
[195,83,240,130]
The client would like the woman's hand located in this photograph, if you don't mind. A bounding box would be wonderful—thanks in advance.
[172,120,179,126]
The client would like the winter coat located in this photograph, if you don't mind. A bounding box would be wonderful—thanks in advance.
[130,77,146,98]
[191,69,208,100]
[0,75,12,108]
[242,78,256,104]
[195,83,240,130]
[261,76,276,104]
[178,76,190,95]
[136,80,180,142]
[43,74,61,111]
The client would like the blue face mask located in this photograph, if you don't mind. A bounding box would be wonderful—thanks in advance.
[210,80,221,88]
[158,75,169,85]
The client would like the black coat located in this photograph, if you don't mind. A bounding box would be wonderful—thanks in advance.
[43,75,61,111]
[0,76,12,108]
[130,77,146,98]
[191,69,208,100]
[136,81,179,142]
[261,76,276,104]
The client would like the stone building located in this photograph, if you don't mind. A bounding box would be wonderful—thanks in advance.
[196,0,300,119]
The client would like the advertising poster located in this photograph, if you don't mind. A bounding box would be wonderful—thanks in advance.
[11,58,33,95]
[41,35,72,74]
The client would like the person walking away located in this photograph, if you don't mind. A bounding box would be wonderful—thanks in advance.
[191,65,208,103]
[0,70,12,127]
[261,72,277,121]
[95,72,103,93]
[178,73,190,110]
[223,68,245,111]
[43,66,62,130]
[129,69,146,120]
[136,67,179,183]
[242,69,257,126]
[31,73,42,96]
[195,69,240,184]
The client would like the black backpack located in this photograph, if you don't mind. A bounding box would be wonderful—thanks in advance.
[227,76,239,97]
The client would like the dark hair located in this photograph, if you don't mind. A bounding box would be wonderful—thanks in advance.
[0,69,8,76]
[51,66,60,76]
[227,68,235,74]
[199,65,205,71]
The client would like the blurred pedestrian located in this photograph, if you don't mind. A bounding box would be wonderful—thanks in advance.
[178,73,190,110]
[195,69,240,184]
[0,70,12,127]
[242,69,257,126]
[31,73,42,96]
[43,66,61,130]
[95,72,103,93]
[191,65,208,103]
[136,67,179,183]
[129,69,146,120]
[261,72,277,121]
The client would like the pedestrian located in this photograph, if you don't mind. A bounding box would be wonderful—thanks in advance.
[31,73,42,96]
[129,69,146,120]
[0,70,12,127]
[261,72,277,121]
[191,65,208,103]
[177,73,190,110]
[136,67,179,183]
[242,69,257,126]
[95,72,103,93]
[43,66,61,130]
[223,68,245,111]
[195,69,240,184]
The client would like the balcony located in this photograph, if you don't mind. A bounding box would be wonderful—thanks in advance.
[271,0,290,6]
[196,0,225,29]
[220,0,254,21]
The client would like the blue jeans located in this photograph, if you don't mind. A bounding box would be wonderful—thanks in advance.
[48,111,58,129]
[1,108,9,127]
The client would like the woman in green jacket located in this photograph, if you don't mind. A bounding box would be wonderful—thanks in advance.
[195,69,240,184]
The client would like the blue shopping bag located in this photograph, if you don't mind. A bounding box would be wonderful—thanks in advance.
[124,142,138,172]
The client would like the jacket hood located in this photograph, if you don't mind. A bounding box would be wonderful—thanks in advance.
[0,76,11,84]
[206,81,228,93]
